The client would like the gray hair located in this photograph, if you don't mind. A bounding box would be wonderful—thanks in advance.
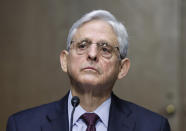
[66,10,128,59]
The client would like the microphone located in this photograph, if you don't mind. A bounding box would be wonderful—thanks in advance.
[70,96,80,131]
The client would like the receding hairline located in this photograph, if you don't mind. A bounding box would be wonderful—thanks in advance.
[72,19,118,42]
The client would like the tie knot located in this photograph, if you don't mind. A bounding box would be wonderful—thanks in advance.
[81,113,99,126]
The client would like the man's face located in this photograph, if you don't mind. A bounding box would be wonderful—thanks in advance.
[61,20,128,90]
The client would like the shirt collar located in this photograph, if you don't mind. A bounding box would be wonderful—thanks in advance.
[68,91,86,127]
[68,91,111,128]
[94,97,111,127]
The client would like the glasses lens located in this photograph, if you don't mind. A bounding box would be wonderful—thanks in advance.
[72,40,119,59]
[98,43,113,58]
[76,40,90,54]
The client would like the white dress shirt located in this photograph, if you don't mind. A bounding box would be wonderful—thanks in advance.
[68,91,111,131]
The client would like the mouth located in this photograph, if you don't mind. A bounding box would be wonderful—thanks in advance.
[82,67,99,73]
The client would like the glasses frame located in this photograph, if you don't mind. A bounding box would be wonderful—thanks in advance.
[70,39,121,59]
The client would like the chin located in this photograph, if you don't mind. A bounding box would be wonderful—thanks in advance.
[80,76,101,85]
[81,79,101,86]
[76,76,101,86]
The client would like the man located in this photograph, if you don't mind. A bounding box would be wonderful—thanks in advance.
[7,10,170,131]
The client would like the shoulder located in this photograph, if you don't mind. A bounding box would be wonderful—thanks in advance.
[111,93,165,118]
[8,100,59,125]
[111,93,170,130]
[7,93,69,129]
[9,92,69,120]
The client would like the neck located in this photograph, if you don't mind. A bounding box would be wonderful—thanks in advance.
[71,87,111,112]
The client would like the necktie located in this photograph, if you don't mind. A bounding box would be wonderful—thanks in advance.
[81,113,99,131]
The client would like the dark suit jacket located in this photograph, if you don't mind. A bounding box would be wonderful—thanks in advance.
[7,92,170,131]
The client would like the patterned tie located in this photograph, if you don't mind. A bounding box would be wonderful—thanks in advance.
[81,113,99,131]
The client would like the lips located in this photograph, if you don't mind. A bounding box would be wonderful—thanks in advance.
[82,66,99,73]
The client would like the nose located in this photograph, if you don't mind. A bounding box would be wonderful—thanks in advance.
[87,44,98,61]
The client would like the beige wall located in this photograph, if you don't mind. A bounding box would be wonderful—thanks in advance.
[0,0,184,130]
[181,0,186,129]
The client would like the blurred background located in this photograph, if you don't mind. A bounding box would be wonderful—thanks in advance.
[0,0,185,130]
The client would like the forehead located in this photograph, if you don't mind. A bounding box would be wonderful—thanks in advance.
[73,20,118,44]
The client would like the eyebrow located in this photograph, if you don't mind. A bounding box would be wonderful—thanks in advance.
[77,38,113,44]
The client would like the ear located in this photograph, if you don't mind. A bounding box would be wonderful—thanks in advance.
[117,58,130,79]
[60,50,69,72]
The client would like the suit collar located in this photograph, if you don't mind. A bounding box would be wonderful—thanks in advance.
[108,93,136,131]
[41,92,136,131]
[41,92,69,131]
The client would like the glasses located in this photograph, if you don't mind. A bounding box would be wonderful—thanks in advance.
[70,39,120,59]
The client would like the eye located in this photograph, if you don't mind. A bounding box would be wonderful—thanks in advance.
[100,43,112,53]
[77,40,89,49]
[101,46,111,53]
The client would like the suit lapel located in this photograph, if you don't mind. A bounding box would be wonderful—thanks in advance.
[41,93,69,131]
[108,93,136,131]
[41,92,136,131]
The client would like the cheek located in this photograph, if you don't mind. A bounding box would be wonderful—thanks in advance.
[101,60,119,76]
[67,56,77,73]
[67,54,84,73]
